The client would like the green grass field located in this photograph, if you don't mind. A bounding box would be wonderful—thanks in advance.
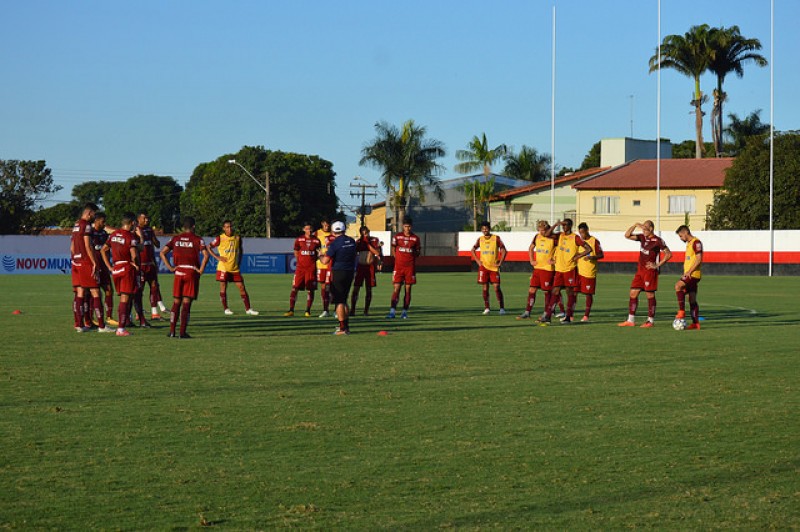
[1,272,798,529]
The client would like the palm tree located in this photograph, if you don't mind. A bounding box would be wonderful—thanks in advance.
[455,133,507,177]
[455,133,507,229]
[359,120,446,232]
[463,177,496,227]
[724,109,770,156]
[503,145,552,182]
[649,24,713,159]
[707,26,767,157]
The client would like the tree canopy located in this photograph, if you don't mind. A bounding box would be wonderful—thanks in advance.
[707,131,800,230]
[181,146,337,238]
[0,159,61,234]
[360,120,445,232]
[103,175,183,232]
[455,133,507,177]
[503,145,552,181]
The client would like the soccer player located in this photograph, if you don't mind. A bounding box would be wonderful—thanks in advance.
[90,212,116,326]
[576,222,604,322]
[102,212,140,336]
[350,226,383,316]
[70,202,113,333]
[285,223,321,317]
[675,225,703,330]
[538,219,592,325]
[618,220,672,328]
[387,217,421,319]
[135,212,167,320]
[207,220,259,316]
[471,221,507,315]
[160,217,210,338]
[518,221,556,320]
[321,221,358,335]
[315,219,336,318]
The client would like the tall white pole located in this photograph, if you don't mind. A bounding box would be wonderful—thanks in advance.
[769,0,774,276]
[550,4,556,223]
[656,0,662,235]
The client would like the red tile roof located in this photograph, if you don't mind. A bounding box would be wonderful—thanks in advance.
[490,167,609,201]
[573,158,733,190]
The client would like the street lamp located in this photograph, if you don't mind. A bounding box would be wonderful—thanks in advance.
[228,159,271,238]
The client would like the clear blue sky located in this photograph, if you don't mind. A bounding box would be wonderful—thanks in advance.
[2,0,796,214]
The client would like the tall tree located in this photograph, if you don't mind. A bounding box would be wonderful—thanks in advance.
[503,145,552,181]
[724,110,770,156]
[360,120,446,232]
[707,26,767,157]
[455,134,507,229]
[181,146,337,237]
[650,24,713,159]
[707,131,800,230]
[0,159,61,234]
[463,176,496,227]
[103,175,182,232]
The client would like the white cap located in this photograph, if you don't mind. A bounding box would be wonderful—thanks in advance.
[331,221,346,233]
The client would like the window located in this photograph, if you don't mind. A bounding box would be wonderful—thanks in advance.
[668,195,696,214]
[632,200,641,207]
[593,196,619,215]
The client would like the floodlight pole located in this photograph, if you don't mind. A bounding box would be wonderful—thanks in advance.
[228,159,271,238]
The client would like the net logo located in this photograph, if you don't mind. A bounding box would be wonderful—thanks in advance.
[2,256,15,272]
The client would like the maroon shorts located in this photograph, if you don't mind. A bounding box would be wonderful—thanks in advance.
[392,265,416,285]
[293,268,317,290]
[631,268,659,292]
[681,276,700,293]
[216,270,244,283]
[530,269,554,289]
[112,263,138,295]
[173,268,200,300]
[354,264,376,287]
[477,267,500,284]
[316,268,332,285]
[72,260,99,289]
[553,269,578,288]
[577,275,597,295]
[140,263,159,284]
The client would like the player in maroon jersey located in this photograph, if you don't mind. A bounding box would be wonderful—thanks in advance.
[350,226,383,316]
[284,223,321,317]
[70,202,113,332]
[90,212,116,326]
[101,212,140,336]
[618,220,672,328]
[386,218,421,319]
[136,212,167,320]
[160,216,210,338]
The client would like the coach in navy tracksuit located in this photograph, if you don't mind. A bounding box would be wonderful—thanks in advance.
[321,221,357,335]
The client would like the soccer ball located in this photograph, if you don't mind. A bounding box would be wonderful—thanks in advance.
[672,318,687,331]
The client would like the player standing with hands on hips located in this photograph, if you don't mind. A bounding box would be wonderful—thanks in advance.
[320,221,357,335]
[471,221,507,315]
[160,217,210,338]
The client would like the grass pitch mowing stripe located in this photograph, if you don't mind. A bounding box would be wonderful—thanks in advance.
[0,273,798,528]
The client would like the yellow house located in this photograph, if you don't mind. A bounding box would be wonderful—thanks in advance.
[573,158,733,231]
[346,201,387,236]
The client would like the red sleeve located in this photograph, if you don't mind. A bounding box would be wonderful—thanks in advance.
[574,235,585,246]
[164,237,174,250]
[209,236,220,248]
[414,237,421,251]
[472,238,481,250]
[293,238,301,251]
[693,240,703,253]
[594,239,603,255]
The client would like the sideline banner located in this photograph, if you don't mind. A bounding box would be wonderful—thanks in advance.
[0,253,294,275]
